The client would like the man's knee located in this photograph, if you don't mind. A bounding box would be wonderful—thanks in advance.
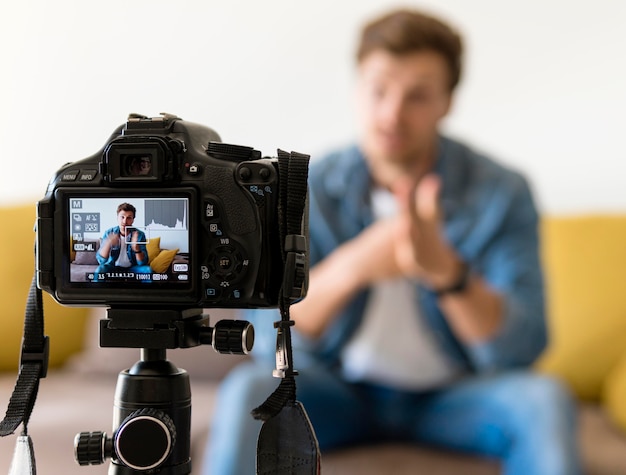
[216,362,278,413]
[500,372,577,429]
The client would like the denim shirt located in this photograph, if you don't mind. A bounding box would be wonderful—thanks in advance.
[246,136,546,375]
[95,226,149,267]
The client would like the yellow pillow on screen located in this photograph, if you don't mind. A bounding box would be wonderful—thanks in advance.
[150,248,179,273]
[0,204,89,371]
[146,236,161,263]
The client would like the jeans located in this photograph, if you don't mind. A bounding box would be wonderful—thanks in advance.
[203,361,582,475]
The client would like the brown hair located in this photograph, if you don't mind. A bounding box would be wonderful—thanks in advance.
[356,9,463,91]
[117,202,136,217]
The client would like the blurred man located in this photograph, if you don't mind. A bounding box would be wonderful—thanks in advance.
[204,9,581,475]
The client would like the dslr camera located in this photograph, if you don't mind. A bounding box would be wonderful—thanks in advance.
[30,113,310,473]
[36,113,308,311]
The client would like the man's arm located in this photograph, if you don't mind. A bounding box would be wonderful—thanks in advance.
[392,174,504,344]
[130,231,149,265]
[97,229,119,263]
[433,273,504,343]
[394,172,545,369]
[291,174,504,343]
[291,168,543,368]
[290,217,400,338]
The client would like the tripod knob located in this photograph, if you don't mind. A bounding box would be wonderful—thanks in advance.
[114,408,177,471]
[74,431,110,465]
[212,319,254,354]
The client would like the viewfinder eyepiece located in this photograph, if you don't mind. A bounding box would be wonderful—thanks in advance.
[104,140,167,183]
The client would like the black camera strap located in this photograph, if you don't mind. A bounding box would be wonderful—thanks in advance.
[1,273,49,474]
[252,150,320,474]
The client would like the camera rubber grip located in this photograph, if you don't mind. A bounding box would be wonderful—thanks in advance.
[203,164,257,235]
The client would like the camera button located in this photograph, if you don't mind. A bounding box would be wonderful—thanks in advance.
[259,167,271,180]
[61,169,79,181]
[205,287,221,299]
[204,200,219,219]
[238,167,252,181]
[78,169,98,181]
[186,162,202,176]
[218,255,233,272]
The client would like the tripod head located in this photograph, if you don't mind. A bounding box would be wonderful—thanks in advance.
[74,308,253,474]
[99,307,254,354]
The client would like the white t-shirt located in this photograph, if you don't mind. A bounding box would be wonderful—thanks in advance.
[340,187,460,391]
[115,233,132,268]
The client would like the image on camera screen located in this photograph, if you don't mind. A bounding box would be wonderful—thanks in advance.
[68,196,190,286]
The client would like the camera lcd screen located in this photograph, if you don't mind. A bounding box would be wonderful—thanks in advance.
[67,196,190,287]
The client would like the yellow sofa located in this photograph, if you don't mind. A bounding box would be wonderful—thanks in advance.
[1,203,626,474]
[538,216,626,420]
[0,204,89,372]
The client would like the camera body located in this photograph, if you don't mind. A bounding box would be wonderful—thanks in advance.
[37,113,306,309]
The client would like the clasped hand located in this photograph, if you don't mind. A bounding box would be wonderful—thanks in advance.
[349,174,463,290]
[103,230,141,253]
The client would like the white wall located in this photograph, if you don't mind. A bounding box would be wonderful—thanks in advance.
[1,0,624,213]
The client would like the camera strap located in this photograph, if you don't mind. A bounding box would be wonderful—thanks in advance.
[1,273,49,474]
[252,150,320,474]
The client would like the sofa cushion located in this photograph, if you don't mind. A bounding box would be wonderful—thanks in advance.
[151,247,179,273]
[0,204,89,372]
[602,352,626,432]
[72,240,100,265]
[146,236,161,263]
[537,215,626,401]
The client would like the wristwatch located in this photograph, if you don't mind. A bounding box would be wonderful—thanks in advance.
[433,262,470,297]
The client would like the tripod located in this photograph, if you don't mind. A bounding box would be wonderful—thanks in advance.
[74,308,253,474]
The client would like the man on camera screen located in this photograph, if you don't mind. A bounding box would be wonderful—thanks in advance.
[94,202,151,282]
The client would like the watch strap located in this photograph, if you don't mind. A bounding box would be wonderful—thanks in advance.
[433,263,470,297]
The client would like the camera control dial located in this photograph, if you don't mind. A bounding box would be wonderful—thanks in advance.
[207,142,261,162]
